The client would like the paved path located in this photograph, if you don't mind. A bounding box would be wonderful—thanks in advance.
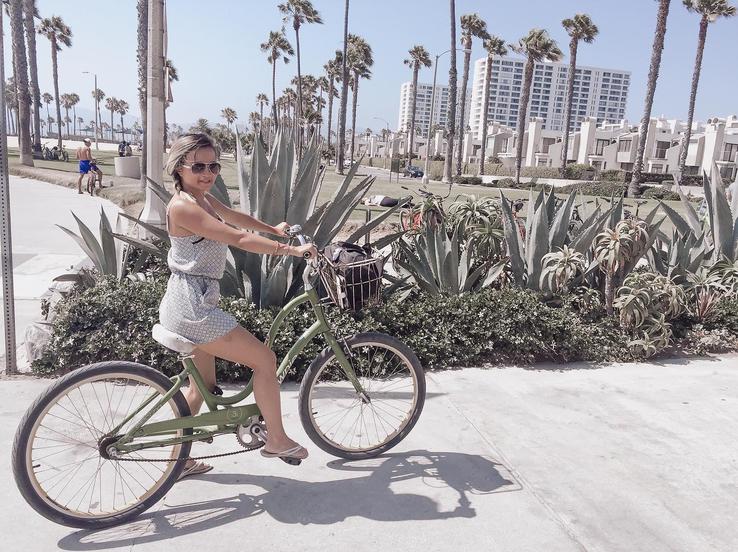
[1,176,121,363]
[1,355,736,551]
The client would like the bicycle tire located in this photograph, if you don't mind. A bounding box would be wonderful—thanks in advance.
[12,361,192,529]
[298,332,426,460]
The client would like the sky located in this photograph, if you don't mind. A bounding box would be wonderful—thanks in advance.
[3,0,738,133]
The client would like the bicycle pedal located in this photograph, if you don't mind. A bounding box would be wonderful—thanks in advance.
[280,457,302,466]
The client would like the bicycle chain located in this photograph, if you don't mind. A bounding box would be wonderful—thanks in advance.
[112,441,264,463]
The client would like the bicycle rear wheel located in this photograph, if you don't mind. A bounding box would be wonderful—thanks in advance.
[299,332,425,460]
[12,361,191,529]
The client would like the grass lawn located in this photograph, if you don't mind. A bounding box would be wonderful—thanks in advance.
[7,147,694,232]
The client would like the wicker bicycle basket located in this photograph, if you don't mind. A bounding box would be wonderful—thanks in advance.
[317,253,385,311]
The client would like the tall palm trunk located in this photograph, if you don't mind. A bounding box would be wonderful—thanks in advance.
[337,0,350,174]
[629,0,671,197]
[109,109,114,140]
[479,55,493,175]
[23,0,41,153]
[455,43,472,176]
[327,75,335,152]
[350,74,359,163]
[678,14,708,176]
[271,62,278,124]
[259,102,264,142]
[72,105,77,136]
[120,112,125,141]
[515,57,535,185]
[560,37,578,171]
[294,22,304,159]
[318,86,324,143]
[443,0,458,184]
[50,37,63,149]
[10,0,33,165]
[137,0,148,187]
[408,64,419,166]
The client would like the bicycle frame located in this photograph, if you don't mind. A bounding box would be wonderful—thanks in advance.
[110,276,364,455]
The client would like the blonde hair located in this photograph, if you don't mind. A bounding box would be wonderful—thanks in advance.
[165,133,219,191]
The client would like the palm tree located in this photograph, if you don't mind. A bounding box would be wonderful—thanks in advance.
[278,0,323,158]
[42,91,52,123]
[455,14,489,176]
[137,0,147,186]
[479,36,508,175]
[164,58,178,147]
[260,30,294,126]
[9,0,33,165]
[23,0,41,153]
[60,94,73,137]
[248,111,261,133]
[39,119,45,136]
[560,14,599,172]
[337,0,350,174]
[678,0,736,176]
[316,76,328,139]
[190,118,211,135]
[38,16,72,150]
[403,45,432,166]
[92,88,105,140]
[629,0,672,197]
[221,107,238,130]
[117,99,129,141]
[256,92,269,139]
[510,29,563,185]
[347,33,373,163]
[105,97,118,140]
[69,92,80,136]
[443,0,458,184]
[324,51,342,155]
[77,116,84,135]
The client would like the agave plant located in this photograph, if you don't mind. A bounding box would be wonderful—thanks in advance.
[708,258,738,296]
[235,129,403,307]
[498,188,613,292]
[614,272,687,329]
[56,208,123,280]
[540,246,586,294]
[394,222,505,296]
[685,269,728,321]
[628,313,672,359]
[594,225,633,315]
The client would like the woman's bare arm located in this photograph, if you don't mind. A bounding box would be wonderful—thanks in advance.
[170,200,300,256]
[205,193,279,235]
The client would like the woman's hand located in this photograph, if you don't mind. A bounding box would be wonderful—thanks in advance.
[273,222,291,237]
[293,243,318,259]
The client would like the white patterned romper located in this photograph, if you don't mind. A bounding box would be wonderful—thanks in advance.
[159,211,238,344]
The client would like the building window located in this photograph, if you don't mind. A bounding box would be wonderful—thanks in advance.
[618,139,632,153]
[654,140,670,159]
[594,139,610,156]
[722,142,738,163]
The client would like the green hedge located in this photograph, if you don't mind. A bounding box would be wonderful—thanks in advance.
[33,276,636,380]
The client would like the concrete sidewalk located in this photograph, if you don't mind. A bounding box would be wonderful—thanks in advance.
[1,176,121,364]
[1,355,736,551]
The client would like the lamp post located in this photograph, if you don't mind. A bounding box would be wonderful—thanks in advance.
[82,71,99,150]
[422,48,470,185]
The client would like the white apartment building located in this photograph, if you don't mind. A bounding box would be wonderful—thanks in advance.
[468,56,630,137]
[397,82,471,137]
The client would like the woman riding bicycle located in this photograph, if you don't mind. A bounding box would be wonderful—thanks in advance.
[161,133,316,476]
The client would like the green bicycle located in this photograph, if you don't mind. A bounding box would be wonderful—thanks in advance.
[12,227,426,529]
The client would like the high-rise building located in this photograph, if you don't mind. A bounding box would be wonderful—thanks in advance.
[397,82,471,137]
[469,56,630,137]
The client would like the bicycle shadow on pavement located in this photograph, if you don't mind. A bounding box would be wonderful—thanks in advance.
[57,450,517,550]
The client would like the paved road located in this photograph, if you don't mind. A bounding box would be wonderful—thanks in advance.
[1,355,736,551]
[1,176,121,363]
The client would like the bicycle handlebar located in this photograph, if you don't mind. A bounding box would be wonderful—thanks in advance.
[287,224,316,260]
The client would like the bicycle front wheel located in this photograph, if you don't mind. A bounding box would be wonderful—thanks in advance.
[299,332,426,460]
[12,361,192,529]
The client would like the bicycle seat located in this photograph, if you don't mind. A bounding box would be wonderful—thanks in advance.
[152,323,195,354]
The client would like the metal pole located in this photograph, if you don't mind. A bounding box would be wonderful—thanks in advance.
[422,54,440,186]
[0,6,17,373]
[140,0,166,228]
[94,74,99,150]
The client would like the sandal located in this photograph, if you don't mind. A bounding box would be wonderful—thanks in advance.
[177,460,213,481]
[260,445,308,465]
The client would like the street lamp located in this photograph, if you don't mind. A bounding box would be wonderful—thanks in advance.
[82,71,99,150]
[422,47,471,185]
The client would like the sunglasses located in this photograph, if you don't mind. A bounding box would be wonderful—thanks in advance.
[181,162,222,175]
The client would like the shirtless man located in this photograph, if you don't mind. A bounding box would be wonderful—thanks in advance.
[75,138,103,193]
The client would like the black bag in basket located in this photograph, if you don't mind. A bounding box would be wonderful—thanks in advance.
[320,242,383,310]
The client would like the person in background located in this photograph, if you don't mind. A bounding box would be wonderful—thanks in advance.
[75,138,93,194]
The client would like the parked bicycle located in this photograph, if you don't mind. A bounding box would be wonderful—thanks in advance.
[399,186,447,231]
[41,143,69,162]
[12,226,426,529]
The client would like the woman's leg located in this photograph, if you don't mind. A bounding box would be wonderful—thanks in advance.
[197,326,306,457]
[183,349,216,415]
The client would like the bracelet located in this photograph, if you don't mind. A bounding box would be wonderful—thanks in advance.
[273,241,281,256]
